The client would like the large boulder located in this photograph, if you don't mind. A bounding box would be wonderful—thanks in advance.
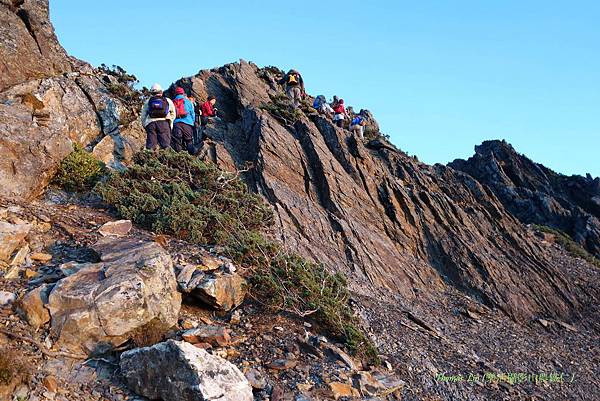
[0,0,144,201]
[120,340,253,401]
[47,238,181,354]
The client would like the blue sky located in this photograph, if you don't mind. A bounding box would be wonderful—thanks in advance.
[50,1,599,177]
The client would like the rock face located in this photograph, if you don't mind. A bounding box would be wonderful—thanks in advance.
[173,61,597,322]
[0,0,144,201]
[47,237,181,354]
[120,340,253,401]
[450,140,600,258]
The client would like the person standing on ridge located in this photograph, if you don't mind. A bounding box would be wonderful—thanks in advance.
[200,96,218,136]
[333,98,347,128]
[188,94,201,146]
[171,87,196,154]
[314,95,333,116]
[283,69,305,108]
[141,83,176,150]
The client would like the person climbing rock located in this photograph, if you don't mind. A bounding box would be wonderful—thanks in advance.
[313,95,333,116]
[201,96,218,135]
[349,115,367,140]
[188,94,202,146]
[333,98,347,128]
[282,69,305,108]
[171,87,196,154]
[141,83,176,150]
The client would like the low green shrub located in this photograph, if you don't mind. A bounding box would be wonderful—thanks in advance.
[252,252,380,364]
[96,149,378,363]
[260,94,302,124]
[52,144,106,192]
[533,225,600,268]
[95,150,273,249]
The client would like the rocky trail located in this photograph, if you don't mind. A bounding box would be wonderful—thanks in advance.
[1,0,600,400]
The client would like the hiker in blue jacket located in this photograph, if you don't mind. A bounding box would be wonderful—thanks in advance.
[171,87,196,154]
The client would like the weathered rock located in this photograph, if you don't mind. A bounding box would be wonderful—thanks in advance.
[181,325,231,347]
[18,284,51,328]
[120,340,253,401]
[98,220,132,237]
[328,382,359,400]
[0,0,144,201]
[351,372,386,396]
[9,244,29,266]
[450,140,600,258]
[321,342,359,371]
[245,368,267,390]
[30,252,52,262]
[267,358,298,371]
[190,272,247,312]
[47,238,181,353]
[176,61,597,323]
[0,221,31,261]
[0,290,16,307]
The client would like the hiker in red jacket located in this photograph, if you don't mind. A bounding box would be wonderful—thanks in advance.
[201,96,217,129]
[333,99,347,128]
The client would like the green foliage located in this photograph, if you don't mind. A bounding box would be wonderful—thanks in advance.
[96,150,378,362]
[0,347,29,386]
[95,150,273,248]
[52,144,106,192]
[252,252,380,364]
[98,64,149,124]
[260,93,303,124]
[533,225,600,268]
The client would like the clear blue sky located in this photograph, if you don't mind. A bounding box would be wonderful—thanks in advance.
[51,1,600,177]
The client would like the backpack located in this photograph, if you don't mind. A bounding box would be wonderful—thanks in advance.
[334,104,345,114]
[148,96,169,118]
[351,116,363,126]
[287,73,299,85]
[173,97,188,119]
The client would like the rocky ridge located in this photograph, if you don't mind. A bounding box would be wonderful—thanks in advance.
[450,139,600,258]
[0,0,145,201]
[1,1,599,400]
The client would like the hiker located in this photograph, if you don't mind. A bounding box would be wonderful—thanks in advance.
[349,115,367,140]
[171,87,196,154]
[313,95,333,116]
[141,84,176,150]
[188,94,202,146]
[200,96,218,134]
[283,69,305,108]
[333,98,347,128]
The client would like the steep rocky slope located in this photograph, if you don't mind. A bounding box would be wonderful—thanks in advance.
[1,1,600,400]
[450,139,600,258]
[173,62,598,323]
[0,0,144,201]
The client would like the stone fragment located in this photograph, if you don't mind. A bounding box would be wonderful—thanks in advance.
[98,220,132,237]
[328,382,359,400]
[0,291,16,307]
[18,284,52,329]
[120,340,252,401]
[181,325,231,347]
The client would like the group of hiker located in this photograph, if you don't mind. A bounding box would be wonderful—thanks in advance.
[141,83,218,153]
[141,70,369,152]
[283,70,368,140]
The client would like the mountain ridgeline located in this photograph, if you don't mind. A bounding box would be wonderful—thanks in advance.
[168,62,599,322]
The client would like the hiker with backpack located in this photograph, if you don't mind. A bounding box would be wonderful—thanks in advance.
[349,115,367,140]
[283,69,305,108]
[188,94,202,146]
[333,98,347,128]
[141,83,176,150]
[313,95,333,116]
[171,87,196,154]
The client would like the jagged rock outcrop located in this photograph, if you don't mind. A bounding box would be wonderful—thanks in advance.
[173,61,597,322]
[120,340,253,401]
[450,140,600,258]
[46,237,181,354]
[0,0,144,200]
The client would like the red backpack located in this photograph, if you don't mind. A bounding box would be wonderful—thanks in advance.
[173,98,188,118]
